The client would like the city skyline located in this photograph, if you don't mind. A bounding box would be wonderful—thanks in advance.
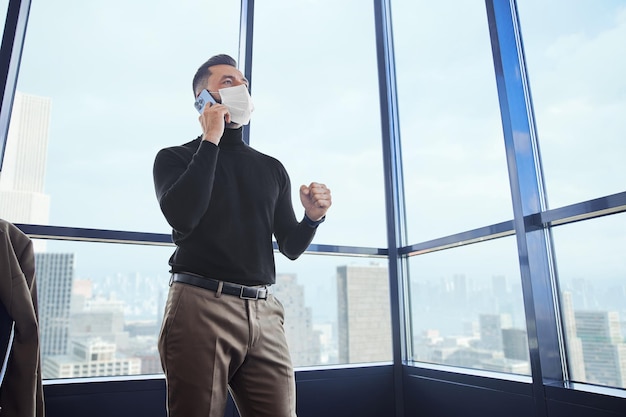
[28,250,626,387]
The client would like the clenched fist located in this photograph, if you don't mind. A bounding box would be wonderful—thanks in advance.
[300,182,332,222]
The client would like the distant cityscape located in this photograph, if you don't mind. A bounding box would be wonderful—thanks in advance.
[1,91,625,388]
[31,255,626,389]
[35,256,396,377]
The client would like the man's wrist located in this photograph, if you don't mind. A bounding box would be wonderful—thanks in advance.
[303,214,325,228]
[202,134,220,145]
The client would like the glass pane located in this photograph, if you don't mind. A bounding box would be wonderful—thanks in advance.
[35,238,391,380]
[554,213,626,389]
[392,1,513,243]
[275,254,392,366]
[250,0,386,248]
[517,1,626,208]
[34,240,174,379]
[409,237,530,375]
[5,1,239,231]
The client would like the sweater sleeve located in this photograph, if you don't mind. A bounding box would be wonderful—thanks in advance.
[272,167,318,260]
[153,140,219,234]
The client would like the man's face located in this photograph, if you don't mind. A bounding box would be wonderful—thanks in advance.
[205,64,249,102]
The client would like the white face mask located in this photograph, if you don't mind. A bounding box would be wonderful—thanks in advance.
[218,84,254,126]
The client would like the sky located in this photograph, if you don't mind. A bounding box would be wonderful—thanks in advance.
[2,0,624,312]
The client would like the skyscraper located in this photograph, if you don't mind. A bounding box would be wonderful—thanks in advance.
[501,328,530,362]
[336,263,392,363]
[36,253,75,358]
[479,313,512,351]
[560,291,586,381]
[273,273,321,366]
[574,310,626,388]
[0,91,51,226]
[452,273,468,307]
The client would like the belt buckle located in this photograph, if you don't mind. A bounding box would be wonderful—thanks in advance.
[240,286,259,300]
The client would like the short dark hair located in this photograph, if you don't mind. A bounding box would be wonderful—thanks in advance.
[192,54,237,96]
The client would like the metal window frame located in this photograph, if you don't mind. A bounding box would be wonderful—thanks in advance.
[0,0,31,171]
[485,6,565,416]
[374,1,409,416]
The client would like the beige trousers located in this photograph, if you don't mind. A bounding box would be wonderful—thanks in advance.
[158,281,297,417]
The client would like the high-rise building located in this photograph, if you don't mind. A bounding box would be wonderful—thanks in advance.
[452,273,468,307]
[560,291,586,381]
[70,308,129,349]
[272,273,321,366]
[336,264,392,363]
[575,310,626,388]
[501,328,529,362]
[36,253,75,358]
[479,313,512,351]
[0,91,51,226]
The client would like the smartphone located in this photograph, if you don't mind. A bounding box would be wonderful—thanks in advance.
[194,89,217,114]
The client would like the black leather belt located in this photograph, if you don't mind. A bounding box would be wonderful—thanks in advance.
[171,272,268,300]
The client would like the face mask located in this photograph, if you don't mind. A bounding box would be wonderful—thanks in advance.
[218,84,254,125]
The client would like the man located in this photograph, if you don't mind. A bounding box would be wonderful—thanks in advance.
[153,54,331,417]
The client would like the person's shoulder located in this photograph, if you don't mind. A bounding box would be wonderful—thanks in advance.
[247,146,286,169]
[0,219,31,252]
[181,137,202,148]
[157,137,201,157]
[171,137,202,151]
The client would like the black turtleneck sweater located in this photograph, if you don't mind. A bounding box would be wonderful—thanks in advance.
[153,127,317,286]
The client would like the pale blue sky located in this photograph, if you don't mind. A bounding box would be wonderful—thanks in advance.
[4,0,625,288]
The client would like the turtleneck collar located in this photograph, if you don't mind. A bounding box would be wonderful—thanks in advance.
[218,126,245,148]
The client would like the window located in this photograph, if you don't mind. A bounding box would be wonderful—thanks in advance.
[249,0,391,365]
[5,0,239,380]
[34,239,173,379]
[516,0,626,390]
[392,0,527,376]
[553,213,626,389]
[10,0,240,231]
[408,236,529,375]
[517,1,626,208]
[275,254,392,366]
[250,0,386,248]
[392,0,513,243]
[34,237,391,380]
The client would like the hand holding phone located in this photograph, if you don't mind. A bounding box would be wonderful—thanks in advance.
[196,90,227,145]
[194,89,217,113]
